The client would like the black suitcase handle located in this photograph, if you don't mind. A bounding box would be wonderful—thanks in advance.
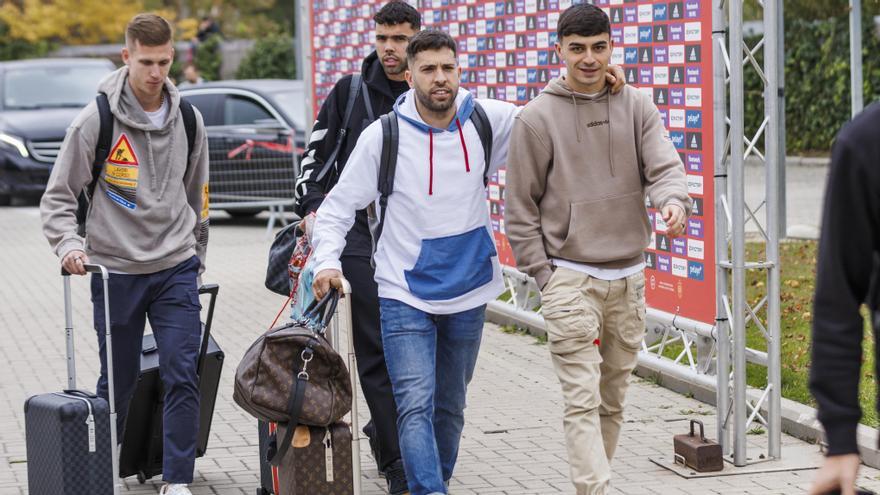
[197,284,219,377]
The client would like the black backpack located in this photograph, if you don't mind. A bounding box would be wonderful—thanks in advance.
[368,102,493,254]
[75,92,197,234]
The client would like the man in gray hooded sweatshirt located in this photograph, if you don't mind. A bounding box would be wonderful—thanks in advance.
[40,13,209,495]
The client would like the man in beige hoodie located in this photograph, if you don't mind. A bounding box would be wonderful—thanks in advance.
[504,4,690,494]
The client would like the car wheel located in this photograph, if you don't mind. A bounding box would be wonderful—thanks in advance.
[225,208,264,217]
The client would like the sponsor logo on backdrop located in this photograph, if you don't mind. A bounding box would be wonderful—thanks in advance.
[672,257,688,278]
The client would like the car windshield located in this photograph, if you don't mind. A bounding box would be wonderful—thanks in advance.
[4,65,112,109]
[269,88,307,130]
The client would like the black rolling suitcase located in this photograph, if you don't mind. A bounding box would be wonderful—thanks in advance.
[25,264,121,495]
[120,284,224,483]
[255,281,362,495]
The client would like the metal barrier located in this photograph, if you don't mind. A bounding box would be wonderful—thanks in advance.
[206,125,298,233]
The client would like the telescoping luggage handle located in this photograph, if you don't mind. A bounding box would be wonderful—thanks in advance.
[328,278,361,495]
[62,263,121,495]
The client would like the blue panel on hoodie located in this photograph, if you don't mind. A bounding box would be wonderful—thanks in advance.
[405,227,497,301]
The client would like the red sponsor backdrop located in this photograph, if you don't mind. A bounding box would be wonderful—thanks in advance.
[310,0,715,324]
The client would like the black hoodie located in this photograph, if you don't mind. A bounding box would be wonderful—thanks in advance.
[294,51,410,256]
[810,102,880,456]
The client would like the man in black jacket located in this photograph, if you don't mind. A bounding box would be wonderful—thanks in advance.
[294,3,421,493]
[809,103,880,495]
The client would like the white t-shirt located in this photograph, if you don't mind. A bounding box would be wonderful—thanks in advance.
[551,258,645,281]
[144,97,169,128]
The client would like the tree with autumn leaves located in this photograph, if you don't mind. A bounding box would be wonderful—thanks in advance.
[0,0,293,60]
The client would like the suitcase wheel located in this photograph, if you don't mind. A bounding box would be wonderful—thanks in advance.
[137,471,147,484]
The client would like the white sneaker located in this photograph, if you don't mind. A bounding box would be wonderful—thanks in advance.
[159,484,192,495]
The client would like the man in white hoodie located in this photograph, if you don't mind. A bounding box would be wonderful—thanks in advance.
[310,30,517,495]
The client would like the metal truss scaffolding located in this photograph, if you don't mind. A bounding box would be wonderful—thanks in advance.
[714,0,784,466]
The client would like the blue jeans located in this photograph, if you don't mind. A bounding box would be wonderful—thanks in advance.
[379,298,486,495]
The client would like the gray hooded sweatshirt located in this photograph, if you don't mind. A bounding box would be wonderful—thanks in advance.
[40,67,209,275]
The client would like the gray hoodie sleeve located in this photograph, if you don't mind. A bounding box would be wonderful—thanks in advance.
[638,93,692,216]
[40,118,97,260]
[183,111,210,274]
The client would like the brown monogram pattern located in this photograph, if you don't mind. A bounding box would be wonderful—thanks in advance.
[233,321,352,425]
[276,422,354,495]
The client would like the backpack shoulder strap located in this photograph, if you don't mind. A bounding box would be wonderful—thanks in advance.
[316,73,363,182]
[469,101,493,186]
[75,93,114,233]
[376,111,399,243]
[90,93,114,197]
[179,96,197,167]
[360,79,375,122]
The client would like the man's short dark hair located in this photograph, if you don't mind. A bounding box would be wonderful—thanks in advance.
[126,13,173,47]
[374,1,421,30]
[406,30,457,64]
[556,3,611,40]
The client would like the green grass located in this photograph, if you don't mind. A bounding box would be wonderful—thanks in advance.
[647,240,876,427]
[744,240,877,427]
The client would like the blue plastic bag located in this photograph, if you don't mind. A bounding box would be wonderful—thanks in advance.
[290,253,318,325]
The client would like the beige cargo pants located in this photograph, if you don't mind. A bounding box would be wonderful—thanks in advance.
[540,267,647,495]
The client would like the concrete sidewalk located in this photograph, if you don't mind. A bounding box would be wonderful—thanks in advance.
[1,206,878,494]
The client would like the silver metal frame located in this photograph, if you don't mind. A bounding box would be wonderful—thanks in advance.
[715,0,784,466]
[850,0,864,117]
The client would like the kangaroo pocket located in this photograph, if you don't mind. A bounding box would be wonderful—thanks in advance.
[405,227,497,301]
[559,191,651,263]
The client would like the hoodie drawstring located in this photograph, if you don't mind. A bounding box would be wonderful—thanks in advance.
[456,118,471,173]
[428,130,434,196]
[426,120,473,196]
[571,94,582,143]
[607,97,615,177]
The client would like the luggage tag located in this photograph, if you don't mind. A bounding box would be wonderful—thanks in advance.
[324,428,334,482]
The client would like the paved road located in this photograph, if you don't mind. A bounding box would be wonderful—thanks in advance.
[3,201,875,495]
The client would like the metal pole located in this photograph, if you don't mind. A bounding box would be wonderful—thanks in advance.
[297,0,315,135]
[776,0,786,240]
[712,0,731,456]
[64,276,76,391]
[337,279,362,495]
[850,0,864,117]
[764,0,783,460]
[729,0,748,467]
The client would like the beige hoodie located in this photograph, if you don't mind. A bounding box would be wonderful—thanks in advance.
[505,77,690,289]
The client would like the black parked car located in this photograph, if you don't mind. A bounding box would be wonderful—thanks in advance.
[179,80,307,216]
[0,58,115,205]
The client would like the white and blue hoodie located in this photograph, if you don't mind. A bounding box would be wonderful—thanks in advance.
[311,88,518,314]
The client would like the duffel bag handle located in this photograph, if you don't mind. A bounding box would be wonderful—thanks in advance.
[302,287,340,331]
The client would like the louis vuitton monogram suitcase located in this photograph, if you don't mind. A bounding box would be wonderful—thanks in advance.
[256,278,362,495]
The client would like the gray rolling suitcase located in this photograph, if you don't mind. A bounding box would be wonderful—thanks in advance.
[24,264,121,495]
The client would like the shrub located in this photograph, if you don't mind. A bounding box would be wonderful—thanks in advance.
[236,34,296,80]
